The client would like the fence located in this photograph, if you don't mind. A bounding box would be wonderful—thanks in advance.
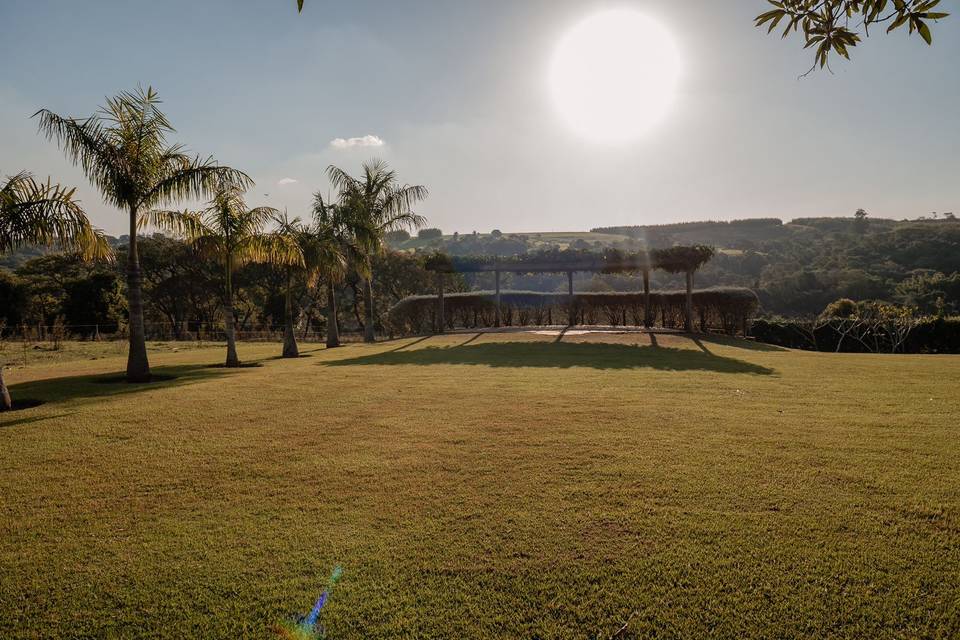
[0,321,364,345]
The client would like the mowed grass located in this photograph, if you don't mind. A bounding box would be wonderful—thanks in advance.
[1,333,958,639]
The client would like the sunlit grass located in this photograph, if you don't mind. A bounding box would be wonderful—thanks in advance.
[1,334,958,638]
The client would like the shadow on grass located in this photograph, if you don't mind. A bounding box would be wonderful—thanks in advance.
[386,335,434,353]
[206,362,265,369]
[697,334,789,352]
[322,342,775,375]
[4,364,233,409]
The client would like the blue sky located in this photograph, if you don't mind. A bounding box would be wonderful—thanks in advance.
[2,0,958,236]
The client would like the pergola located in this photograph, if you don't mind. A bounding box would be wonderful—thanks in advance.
[425,253,657,332]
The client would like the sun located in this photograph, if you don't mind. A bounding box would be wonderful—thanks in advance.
[549,9,682,143]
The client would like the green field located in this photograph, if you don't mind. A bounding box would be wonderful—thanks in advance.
[1,334,959,638]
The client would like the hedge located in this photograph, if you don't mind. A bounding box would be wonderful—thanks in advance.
[387,287,759,335]
[749,317,960,354]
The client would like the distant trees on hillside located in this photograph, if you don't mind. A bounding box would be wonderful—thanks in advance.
[385,229,411,244]
[418,228,443,240]
[4,214,960,331]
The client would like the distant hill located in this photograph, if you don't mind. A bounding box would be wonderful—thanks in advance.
[587,217,945,248]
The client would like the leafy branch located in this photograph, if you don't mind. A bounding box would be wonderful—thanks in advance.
[755,0,948,74]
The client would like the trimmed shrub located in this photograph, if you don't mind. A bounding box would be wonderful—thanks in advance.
[387,287,759,335]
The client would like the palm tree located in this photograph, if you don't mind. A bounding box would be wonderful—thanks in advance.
[147,184,303,367]
[272,210,350,358]
[309,194,357,348]
[35,87,251,381]
[1,172,111,410]
[326,159,427,342]
[272,211,311,358]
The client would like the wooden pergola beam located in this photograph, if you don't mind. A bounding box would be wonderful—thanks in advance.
[428,260,649,274]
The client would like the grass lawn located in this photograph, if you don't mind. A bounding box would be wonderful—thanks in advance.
[1,333,958,638]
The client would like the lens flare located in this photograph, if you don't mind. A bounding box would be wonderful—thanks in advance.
[276,565,344,640]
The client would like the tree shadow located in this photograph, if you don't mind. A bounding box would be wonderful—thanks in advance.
[459,333,483,347]
[386,335,434,352]
[697,334,789,352]
[0,411,75,429]
[2,364,233,411]
[322,342,775,375]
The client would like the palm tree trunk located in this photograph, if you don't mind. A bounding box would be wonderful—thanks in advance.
[282,269,299,358]
[300,300,314,340]
[349,282,364,330]
[685,269,694,333]
[126,206,151,382]
[326,281,340,348]
[224,258,240,367]
[0,367,12,411]
[363,276,375,343]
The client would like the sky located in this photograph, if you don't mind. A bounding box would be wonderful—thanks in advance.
[2,0,958,237]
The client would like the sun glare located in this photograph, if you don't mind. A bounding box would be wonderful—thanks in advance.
[549,9,681,143]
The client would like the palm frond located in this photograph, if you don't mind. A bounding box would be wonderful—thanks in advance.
[140,208,209,239]
[32,110,124,208]
[1,172,112,261]
[36,89,251,221]
[140,157,252,209]
[235,233,305,268]
[190,234,226,262]
[326,164,359,193]
[378,185,428,231]
[245,206,281,234]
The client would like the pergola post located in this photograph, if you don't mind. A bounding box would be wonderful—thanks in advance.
[567,270,575,326]
[437,272,445,334]
[494,269,501,328]
[642,267,652,329]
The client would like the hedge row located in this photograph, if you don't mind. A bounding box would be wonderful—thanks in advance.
[749,317,960,353]
[387,288,759,335]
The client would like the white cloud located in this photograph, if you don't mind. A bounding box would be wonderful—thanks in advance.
[277,177,298,186]
[330,135,385,149]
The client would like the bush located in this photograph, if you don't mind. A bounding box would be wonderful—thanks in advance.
[821,298,858,318]
[387,287,759,335]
